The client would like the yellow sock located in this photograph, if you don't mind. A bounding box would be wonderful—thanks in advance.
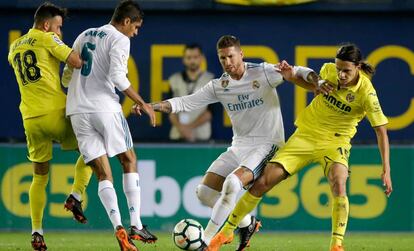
[71,156,93,197]
[29,173,49,231]
[330,196,349,247]
[221,191,262,236]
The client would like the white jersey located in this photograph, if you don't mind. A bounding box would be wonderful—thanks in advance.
[66,24,132,115]
[168,62,285,146]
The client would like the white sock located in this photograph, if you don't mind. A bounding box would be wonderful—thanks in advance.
[204,174,242,244]
[123,172,143,230]
[238,214,252,228]
[32,229,43,235]
[98,180,122,229]
[204,220,221,245]
[70,192,81,201]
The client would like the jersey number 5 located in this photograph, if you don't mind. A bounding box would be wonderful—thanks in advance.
[13,50,41,85]
[81,42,96,76]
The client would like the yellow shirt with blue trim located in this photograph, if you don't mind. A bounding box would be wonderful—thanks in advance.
[295,63,388,140]
[8,28,73,120]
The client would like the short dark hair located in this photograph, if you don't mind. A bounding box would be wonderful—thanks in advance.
[336,43,375,76]
[111,0,144,24]
[216,35,240,50]
[184,43,203,53]
[34,2,67,24]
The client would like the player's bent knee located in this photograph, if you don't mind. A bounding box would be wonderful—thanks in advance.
[196,184,220,208]
[251,177,269,196]
[330,178,347,196]
[222,173,243,195]
[118,155,136,172]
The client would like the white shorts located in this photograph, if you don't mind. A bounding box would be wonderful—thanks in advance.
[70,112,133,163]
[206,142,278,181]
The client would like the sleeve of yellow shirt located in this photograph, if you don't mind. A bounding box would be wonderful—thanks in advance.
[7,44,13,66]
[45,33,73,63]
[363,88,388,127]
[319,63,338,86]
[319,63,329,79]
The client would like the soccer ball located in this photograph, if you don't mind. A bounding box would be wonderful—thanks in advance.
[172,219,205,250]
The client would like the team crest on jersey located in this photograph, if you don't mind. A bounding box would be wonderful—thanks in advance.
[221,80,229,88]
[252,80,260,89]
[346,93,355,103]
[52,35,64,45]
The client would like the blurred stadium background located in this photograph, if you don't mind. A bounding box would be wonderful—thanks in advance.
[0,0,413,250]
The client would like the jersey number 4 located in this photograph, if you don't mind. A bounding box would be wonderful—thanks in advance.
[81,42,96,76]
[13,50,41,85]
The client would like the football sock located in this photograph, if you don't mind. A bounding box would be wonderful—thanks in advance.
[196,185,251,228]
[30,173,49,233]
[123,172,143,230]
[330,196,349,247]
[98,180,122,229]
[71,156,92,199]
[204,174,242,244]
[221,191,262,237]
[32,229,44,235]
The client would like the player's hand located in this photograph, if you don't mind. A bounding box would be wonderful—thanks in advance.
[131,103,142,116]
[131,103,157,127]
[275,60,295,81]
[314,79,334,95]
[382,170,393,197]
[142,103,157,127]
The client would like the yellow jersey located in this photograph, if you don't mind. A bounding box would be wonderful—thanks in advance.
[8,28,73,120]
[295,63,388,140]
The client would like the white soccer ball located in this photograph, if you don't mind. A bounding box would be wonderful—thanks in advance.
[172,219,205,250]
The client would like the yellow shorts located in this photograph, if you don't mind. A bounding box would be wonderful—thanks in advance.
[23,109,78,163]
[270,129,351,176]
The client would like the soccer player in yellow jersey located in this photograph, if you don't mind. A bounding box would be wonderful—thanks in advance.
[208,44,393,251]
[7,3,92,250]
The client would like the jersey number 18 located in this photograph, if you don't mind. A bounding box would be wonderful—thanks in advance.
[13,50,41,85]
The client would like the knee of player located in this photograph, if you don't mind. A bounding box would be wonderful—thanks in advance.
[119,157,136,170]
[96,171,113,182]
[196,184,220,207]
[33,161,50,175]
[195,184,208,203]
[222,173,243,195]
[251,176,272,196]
[329,177,347,196]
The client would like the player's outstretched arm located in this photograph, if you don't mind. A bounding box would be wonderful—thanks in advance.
[124,86,156,127]
[152,101,172,113]
[144,83,216,116]
[132,101,172,115]
[276,60,315,91]
[277,60,334,95]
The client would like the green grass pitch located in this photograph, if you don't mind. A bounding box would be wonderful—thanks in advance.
[0,231,413,250]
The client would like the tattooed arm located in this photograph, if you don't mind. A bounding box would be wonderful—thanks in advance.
[152,101,172,113]
[133,81,218,115]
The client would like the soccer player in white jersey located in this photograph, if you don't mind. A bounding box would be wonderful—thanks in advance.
[146,35,318,251]
[63,1,156,250]
[209,44,392,251]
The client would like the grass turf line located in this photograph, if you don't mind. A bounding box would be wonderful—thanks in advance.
[0,231,413,250]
